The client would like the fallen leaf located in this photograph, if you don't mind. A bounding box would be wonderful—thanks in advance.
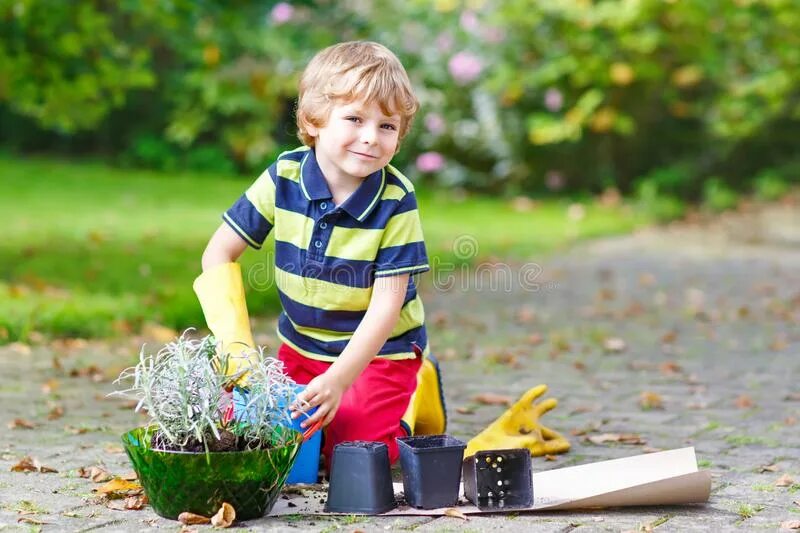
[643,446,663,453]
[638,272,656,287]
[526,333,544,345]
[602,337,627,353]
[776,474,795,487]
[573,360,586,371]
[142,323,178,343]
[456,406,475,415]
[120,470,138,481]
[781,520,800,530]
[103,444,124,454]
[17,517,50,525]
[639,391,664,410]
[661,330,678,344]
[544,454,557,461]
[211,502,235,527]
[444,507,469,520]
[78,466,113,483]
[735,395,754,409]
[659,361,683,375]
[95,478,143,496]
[10,456,58,473]
[47,404,65,420]
[515,306,536,324]
[178,512,210,525]
[65,425,90,434]
[7,418,36,430]
[472,393,512,406]
[785,416,798,426]
[587,433,646,445]
[107,494,148,511]
[769,334,788,351]
[41,378,59,394]
[785,392,800,402]
[759,464,779,473]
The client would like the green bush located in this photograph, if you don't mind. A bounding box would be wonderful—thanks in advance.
[703,178,739,213]
[1,1,799,197]
[752,170,790,201]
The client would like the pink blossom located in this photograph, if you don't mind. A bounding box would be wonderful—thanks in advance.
[270,2,294,24]
[545,171,565,191]
[460,11,480,33]
[544,88,563,112]
[481,26,505,44]
[424,113,446,135]
[416,152,445,173]
[448,52,483,85]
[436,32,454,53]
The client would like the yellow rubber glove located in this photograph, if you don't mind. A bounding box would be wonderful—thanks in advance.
[465,384,570,458]
[193,262,259,387]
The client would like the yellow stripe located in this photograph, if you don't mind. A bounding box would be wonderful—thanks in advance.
[278,145,310,158]
[223,213,260,248]
[382,183,406,202]
[284,295,424,344]
[375,264,429,277]
[387,164,415,192]
[273,207,313,250]
[244,168,276,224]
[276,267,372,311]
[381,210,424,249]
[276,159,301,182]
[327,226,382,261]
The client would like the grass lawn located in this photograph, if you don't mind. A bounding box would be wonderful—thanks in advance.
[1,155,654,342]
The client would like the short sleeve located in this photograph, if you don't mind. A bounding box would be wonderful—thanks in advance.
[374,192,429,277]
[222,164,277,249]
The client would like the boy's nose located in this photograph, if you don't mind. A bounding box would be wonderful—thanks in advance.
[360,126,378,145]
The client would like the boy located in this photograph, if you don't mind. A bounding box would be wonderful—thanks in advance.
[194,41,569,467]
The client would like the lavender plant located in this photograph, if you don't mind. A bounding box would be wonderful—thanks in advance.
[113,329,299,451]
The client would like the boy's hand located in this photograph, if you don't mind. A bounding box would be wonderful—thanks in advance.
[291,373,346,429]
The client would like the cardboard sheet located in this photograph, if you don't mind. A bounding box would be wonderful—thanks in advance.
[270,446,711,516]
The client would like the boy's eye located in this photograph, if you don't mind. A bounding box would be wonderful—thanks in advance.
[382,124,397,131]
[345,116,361,123]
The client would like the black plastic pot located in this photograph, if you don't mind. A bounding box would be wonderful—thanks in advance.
[325,441,397,514]
[397,435,466,509]
[462,448,533,511]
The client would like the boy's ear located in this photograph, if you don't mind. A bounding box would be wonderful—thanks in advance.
[299,112,319,138]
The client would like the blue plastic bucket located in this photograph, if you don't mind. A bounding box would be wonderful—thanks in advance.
[285,384,321,484]
[232,384,322,484]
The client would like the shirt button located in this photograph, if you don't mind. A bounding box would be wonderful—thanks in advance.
[320,222,328,229]
[320,202,327,210]
[314,240,322,248]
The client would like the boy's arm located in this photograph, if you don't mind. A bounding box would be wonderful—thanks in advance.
[201,223,249,271]
[294,273,410,428]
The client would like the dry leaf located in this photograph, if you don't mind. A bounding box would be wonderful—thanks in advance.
[573,360,586,371]
[776,474,795,487]
[78,466,113,483]
[659,361,683,375]
[10,456,58,473]
[17,517,50,525]
[444,507,469,520]
[526,332,544,345]
[105,496,147,511]
[602,337,627,353]
[103,444,124,454]
[638,272,656,287]
[120,470,138,481]
[7,418,36,430]
[587,433,646,445]
[769,335,788,351]
[95,478,143,496]
[785,392,800,402]
[785,416,798,426]
[65,425,90,434]
[544,454,557,461]
[472,393,512,406]
[178,512,210,525]
[735,394,754,409]
[643,446,664,453]
[515,306,536,324]
[211,502,235,527]
[456,406,475,415]
[47,405,65,420]
[639,391,664,410]
[41,378,59,394]
[781,520,800,530]
[759,464,779,473]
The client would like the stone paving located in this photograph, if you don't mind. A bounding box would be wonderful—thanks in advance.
[1,204,798,532]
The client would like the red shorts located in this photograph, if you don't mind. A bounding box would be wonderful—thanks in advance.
[277,343,421,468]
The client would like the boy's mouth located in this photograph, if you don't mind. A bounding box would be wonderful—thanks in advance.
[348,150,378,159]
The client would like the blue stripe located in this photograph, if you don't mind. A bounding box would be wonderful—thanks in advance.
[279,314,427,357]
[275,240,376,288]
[374,242,428,273]
[278,284,417,333]
[224,194,273,248]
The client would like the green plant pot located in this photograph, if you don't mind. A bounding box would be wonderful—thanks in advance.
[121,426,301,520]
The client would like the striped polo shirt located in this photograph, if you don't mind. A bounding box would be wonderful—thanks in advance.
[223,146,430,362]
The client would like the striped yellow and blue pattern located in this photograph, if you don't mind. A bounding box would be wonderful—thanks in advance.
[223,146,430,361]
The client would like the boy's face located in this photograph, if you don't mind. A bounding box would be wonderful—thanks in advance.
[306,100,401,183]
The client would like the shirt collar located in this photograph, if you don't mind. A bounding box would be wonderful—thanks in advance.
[300,148,386,222]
